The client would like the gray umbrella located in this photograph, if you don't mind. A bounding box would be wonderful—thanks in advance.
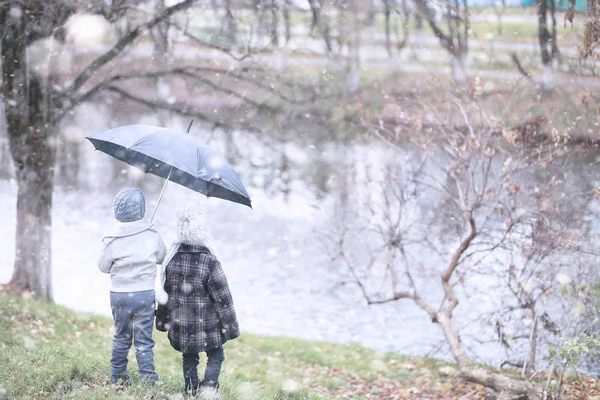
[86,120,251,219]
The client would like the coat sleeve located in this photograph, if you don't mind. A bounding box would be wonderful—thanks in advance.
[155,234,167,264]
[97,240,114,274]
[207,260,240,341]
[155,261,169,305]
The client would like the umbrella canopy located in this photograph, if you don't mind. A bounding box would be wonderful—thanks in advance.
[86,124,251,208]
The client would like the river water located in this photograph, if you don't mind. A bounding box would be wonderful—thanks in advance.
[1,102,599,371]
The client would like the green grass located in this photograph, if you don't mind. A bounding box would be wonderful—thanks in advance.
[373,17,582,43]
[179,7,582,45]
[0,287,486,400]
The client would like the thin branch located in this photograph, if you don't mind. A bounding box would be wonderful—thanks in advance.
[178,70,279,112]
[64,0,197,96]
[104,85,231,130]
[511,53,534,81]
[72,65,311,110]
[413,0,454,52]
[170,23,255,62]
[446,93,475,139]
[440,213,477,317]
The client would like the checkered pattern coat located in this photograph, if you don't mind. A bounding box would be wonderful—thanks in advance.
[164,245,240,353]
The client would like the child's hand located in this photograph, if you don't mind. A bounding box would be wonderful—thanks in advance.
[155,264,169,305]
[155,290,169,305]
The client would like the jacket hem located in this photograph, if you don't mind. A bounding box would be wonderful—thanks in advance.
[110,280,155,293]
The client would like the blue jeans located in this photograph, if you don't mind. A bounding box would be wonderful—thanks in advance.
[183,347,225,391]
[110,290,158,383]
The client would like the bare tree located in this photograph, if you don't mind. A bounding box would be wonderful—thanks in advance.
[563,0,599,75]
[151,0,170,126]
[0,0,201,300]
[536,0,560,91]
[307,0,333,53]
[282,0,291,44]
[383,0,410,58]
[223,0,238,47]
[308,0,370,93]
[0,102,12,179]
[0,0,315,300]
[323,95,592,398]
[414,0,470,84]
[580,0,600,58]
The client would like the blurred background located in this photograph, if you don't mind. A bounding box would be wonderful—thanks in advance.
[1,0,600,382]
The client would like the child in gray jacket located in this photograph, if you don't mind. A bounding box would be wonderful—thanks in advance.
[98,188,166,385]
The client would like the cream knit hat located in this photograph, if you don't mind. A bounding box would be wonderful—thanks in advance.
[176,200,220,260]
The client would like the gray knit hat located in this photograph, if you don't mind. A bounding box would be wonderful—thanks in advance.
[113,188,145,222]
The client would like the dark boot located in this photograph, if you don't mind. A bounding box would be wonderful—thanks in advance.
[198,380,219,398]
[108,374,131,386]
[200,380,219,390]
[184,376,199,396]
[183,353,200,396]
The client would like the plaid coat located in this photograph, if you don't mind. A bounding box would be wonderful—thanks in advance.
[164,245,240,353]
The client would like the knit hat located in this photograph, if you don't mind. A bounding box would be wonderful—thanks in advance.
[113,188,146,222]
[176,199,220,259]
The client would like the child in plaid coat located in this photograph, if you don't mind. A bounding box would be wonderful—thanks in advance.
[155,201,239,396]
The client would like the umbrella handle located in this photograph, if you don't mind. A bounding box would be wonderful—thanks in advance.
[150,119,193,222]
[151,167,173,222]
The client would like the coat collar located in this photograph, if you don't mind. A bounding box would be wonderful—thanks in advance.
[178,244,212,254]
[103,220,155,240]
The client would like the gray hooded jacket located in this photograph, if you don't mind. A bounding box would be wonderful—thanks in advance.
[98,220,167,292]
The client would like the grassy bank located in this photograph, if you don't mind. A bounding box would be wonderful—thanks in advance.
[0,287,486,400]
[3,287,600,399]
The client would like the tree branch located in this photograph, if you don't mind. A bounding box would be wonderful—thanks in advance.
[441,214,477,317]
[511,53,534,81]
[64,0,197,96]
[170,23,255,62]
[104,85,231,130]
[69,64,310,115]
[178,70,279,112]
[413,0,454,53]
[459,368,542,399]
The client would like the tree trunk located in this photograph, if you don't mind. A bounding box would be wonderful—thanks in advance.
[274,48,289,72]
[8,129,56,300]
[537,0,555,91]
[414,0,469,84]
[56,133,81,189]
[396,0,410,51]
[1,3,62,301]
[383,0,392,57]
[282,0,291,44]
[346,55,360,94]
[152,0,170,126]
[415,14,423,31]
[345,6,361,94]
[0,101,13,179]
[451,53,468,84]
[270,0,279,47]
[438,310,543,399]
[541,59,555,94]
[590,0,598,16]
[449,0,469,85]
[460,369,543,400]
[526,314,538,377]
[224,0,237,48]
[437,312,469,366]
